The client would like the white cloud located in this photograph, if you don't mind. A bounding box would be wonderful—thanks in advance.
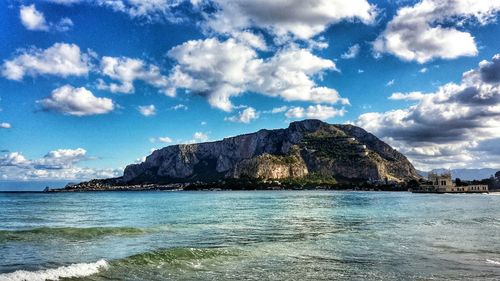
[231,31,267,50]
[386,79,395,86]
[35,148,87,169]
[285,105,345,120]
[189,131,209,143]
[20,4,49,31]
[389,91,426,101]
[158,137,173,143]
[97,56,169,94]
[170,104,187,110]
[225,107,259,123]
[0,152,30,167]
[38,85,114,116]
[54,17,74,32]
[419,67,428,73]
[150,136,174,143]
[0,122,11,129]
[1,43,90,81]
[341,44,360,59]
[373,0,500,63]
[0,149,121,180]
[267,106,288,114]
[138,105,156,116]
[356,53,500,170]
[358,69,364,74]
[167,38,348,111]
[204,0,376,40]
[20,4,73,32]
[48,0,188,23]
[95,0,181,22]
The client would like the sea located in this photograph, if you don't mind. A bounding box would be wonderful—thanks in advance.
[0,191,499,281]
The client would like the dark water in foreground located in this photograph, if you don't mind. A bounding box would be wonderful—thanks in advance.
[0,191,499,280]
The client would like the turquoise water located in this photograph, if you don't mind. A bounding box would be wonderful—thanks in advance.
[0,191,499,280]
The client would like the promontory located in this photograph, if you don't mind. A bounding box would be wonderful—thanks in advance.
[58,119,420,191]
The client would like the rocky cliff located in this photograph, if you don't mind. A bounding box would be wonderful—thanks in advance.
[107,119,419,186]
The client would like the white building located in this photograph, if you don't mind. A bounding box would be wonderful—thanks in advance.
[417,172,488,193]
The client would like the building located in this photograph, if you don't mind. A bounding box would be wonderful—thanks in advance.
[414,172,488,193]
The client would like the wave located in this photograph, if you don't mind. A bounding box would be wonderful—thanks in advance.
[0,247,239,280]
[0,259,108,281]
[486,259,500,265]
[114,247,239,266]
[0,226,147,242]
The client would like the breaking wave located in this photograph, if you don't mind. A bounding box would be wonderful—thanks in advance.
[0,259,108,281]
[486,259,500,265]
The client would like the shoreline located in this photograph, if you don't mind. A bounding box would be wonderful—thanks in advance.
[3,187,498,193]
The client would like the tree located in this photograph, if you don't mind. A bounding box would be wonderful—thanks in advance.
[495,171,500,180]
[455,178,463,187]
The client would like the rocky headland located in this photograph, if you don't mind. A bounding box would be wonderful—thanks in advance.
[57,119,420,191]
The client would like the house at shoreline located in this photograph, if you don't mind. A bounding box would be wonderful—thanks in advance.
[415,172,488,193]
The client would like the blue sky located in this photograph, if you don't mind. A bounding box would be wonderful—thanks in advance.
[1,0,500,183]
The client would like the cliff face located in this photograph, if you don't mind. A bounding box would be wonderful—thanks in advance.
[119,120,419,185]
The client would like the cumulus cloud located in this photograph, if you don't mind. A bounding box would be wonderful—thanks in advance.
[0,149,121,180]
[38,85,114,116]
[0,122,11,129]
[167,38,348,111]
[203,0,376,40]
[1,43,90,81]
[34,148,87,169]
[225,107,259,123]
[341,44,360,59]
[138,105,156,116]
[356,54,500,169]
[231,31,268,50]
[373,0,500,63]
[0,152,30,167]
[285,104,346,120]
[20,4,49,31]
[20,4,73,32]
[97,56,169,94]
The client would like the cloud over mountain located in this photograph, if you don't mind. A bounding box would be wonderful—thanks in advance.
[167,38,348,111]
[356,53,500,169]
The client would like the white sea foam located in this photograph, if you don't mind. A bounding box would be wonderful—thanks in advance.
[486,259,500,265]
[0,259,108,281]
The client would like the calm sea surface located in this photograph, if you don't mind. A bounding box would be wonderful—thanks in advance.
[0,191,499,281]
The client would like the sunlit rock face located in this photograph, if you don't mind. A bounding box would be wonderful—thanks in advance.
[121,119,420,184]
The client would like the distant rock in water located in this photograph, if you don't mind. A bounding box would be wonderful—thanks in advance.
[65,120,420,190]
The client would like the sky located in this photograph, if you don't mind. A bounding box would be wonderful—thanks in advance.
[0,0,499,184]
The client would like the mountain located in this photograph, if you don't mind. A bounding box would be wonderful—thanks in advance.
[63,120,420,191]
[419,168,499,181]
